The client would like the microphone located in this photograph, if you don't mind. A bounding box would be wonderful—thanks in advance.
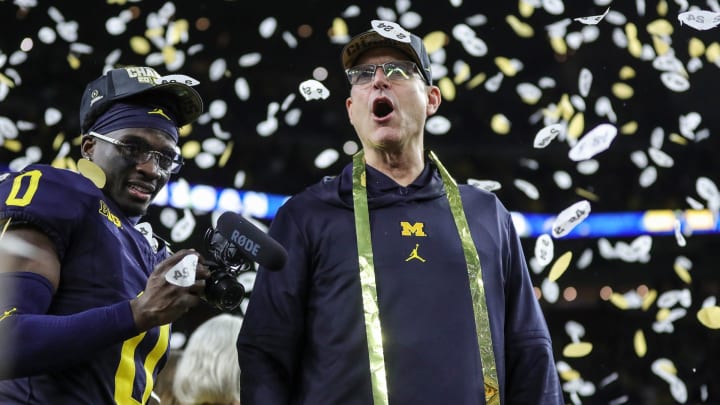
[215,211,287,271]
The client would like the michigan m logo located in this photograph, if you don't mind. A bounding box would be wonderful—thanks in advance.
[400,221,426,237]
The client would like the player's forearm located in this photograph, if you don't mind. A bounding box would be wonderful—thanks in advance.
[0,272,138,379]
[0,300,138,378]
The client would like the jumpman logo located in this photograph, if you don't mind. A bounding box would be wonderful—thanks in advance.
[405,244,426,262]
[148,108,172,121]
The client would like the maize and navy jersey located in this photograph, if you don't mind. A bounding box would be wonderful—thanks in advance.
[238,161,564,404]
[0,164,170,404]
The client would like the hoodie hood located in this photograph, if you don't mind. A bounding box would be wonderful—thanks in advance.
[307,157,447,210]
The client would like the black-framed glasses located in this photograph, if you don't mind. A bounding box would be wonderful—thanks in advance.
[346,61,419,86]
[88,131,184,174]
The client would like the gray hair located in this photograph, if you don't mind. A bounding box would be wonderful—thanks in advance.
[172,314,243,405]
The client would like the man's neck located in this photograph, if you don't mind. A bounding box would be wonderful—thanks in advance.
[364,147,425,187]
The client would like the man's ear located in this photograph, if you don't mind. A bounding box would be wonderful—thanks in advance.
[426,85,442,116]
[80,135,96,160]
[346,96,354,126]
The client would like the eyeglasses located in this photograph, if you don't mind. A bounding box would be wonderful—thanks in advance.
[88,131,184,174]
[346,61,419,86]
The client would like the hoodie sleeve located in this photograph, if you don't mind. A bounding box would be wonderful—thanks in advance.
[236,204,309,404]
[503,213,565,404]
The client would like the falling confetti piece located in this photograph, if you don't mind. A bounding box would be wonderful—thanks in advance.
[506,15,534,38]
[677,10,720,31]
[673,257,691,282]
[576,160,598,175]
[165,253,198,287]
[157,74,200,87]
[130,36,151,54]
[258,17,277,38]
[620,120,638,135]
[438,77,456,101]
[517,82,542,104]
[314,148,339,169]
[647,18,674,36]
[578,68,593,97]
[234,77,250,101]
[551,200,591,238]
[553,171,573,190]
[563,342,593,358]
[642,289,658,310]
[170,208,196,243]
[660,71,690,92]
[371,19,412,42]
[633,329,647,357]
[298,79,330,101]
[568,123,618,162]
[706,42,720,62]
[573,8,611,25]
[494,56,523,76]
[452,61,471,85]
[467,178,501,191]
[575,188,598,203]
[610,293,630,310]
[558,368,581,382]
[541,278,560,303]
[424,31,448,53]
[612,82,634,99]
[181,140,201,159]
[43,107,61,126]
[513,178,539,200]
[534,233,554,267]
[594,96,617,122]
[651,358,688,403]
[696,306,720,329]
[533,123,564,148]
[490,113,511,134]
[653,308,687,333]
[619,65,636,79]
[647,147,674,168]
[484,72,503,92]
[548,250,572,282]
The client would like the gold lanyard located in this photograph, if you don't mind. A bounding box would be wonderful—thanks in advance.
[352,150,499,405]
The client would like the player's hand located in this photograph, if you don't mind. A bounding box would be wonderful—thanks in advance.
[129,249,210,331]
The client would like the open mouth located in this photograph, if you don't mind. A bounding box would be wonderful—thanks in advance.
[373,97,394,118]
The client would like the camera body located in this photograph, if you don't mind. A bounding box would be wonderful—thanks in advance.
[202,226,252,311]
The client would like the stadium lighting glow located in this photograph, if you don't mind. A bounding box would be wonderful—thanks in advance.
[154,180,720,239]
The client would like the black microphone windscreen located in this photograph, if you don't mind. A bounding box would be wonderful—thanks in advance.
[215,211,287,271]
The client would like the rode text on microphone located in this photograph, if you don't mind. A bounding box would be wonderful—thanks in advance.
[202,226,248,311]
[202,211,287,311]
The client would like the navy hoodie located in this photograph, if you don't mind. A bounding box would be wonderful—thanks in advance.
[237,159,564,404]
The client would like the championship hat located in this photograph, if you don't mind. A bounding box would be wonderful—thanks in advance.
[79,66,203,134]
[341,20,433,85]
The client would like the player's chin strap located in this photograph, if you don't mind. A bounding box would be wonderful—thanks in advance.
[352,150,500,405]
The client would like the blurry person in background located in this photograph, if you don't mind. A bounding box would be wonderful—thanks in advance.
[173,314,243,405]
[0,65,209,404]
[237,21,564,405]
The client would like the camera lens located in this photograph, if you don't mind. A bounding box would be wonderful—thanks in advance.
[205,271,245,311]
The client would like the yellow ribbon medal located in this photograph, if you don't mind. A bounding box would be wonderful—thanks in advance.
[352,150,499,404]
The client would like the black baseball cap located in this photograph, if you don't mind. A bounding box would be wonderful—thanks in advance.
[79,66,203,133]
[341,28,433,85]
